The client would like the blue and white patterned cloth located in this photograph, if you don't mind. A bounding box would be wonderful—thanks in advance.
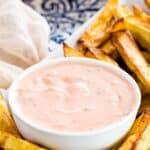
[23,0,105,45]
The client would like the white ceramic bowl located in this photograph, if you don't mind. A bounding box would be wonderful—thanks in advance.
[8,57,141,150]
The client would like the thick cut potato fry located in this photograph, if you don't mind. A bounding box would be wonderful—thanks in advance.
[111,16,150,52]
[125,16,150,51]
[134,123,150,150]
[119,110,150,150]
[112,31,150,91]
[0,94,20,137]
[100,40,116,55]
[0,131,46,150]
[78,0,118,48]
[63,43,84,57]
[89,48,118,66]
[63,42,118,66]
[111,18,126,32]
[79,17,115,48]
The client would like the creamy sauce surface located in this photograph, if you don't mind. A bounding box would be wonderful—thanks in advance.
[15,62,136,132]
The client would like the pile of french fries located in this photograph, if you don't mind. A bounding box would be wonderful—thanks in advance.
[64,0,150,149]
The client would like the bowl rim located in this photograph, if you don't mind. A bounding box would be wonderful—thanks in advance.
[8,57,141,136]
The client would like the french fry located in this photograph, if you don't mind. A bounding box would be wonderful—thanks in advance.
[89,48,118,66]
[63,42,118,66]
[111,18,126,32]
[78,0,118,48]
[110,5,132,32]
[119,110,150,150]
[98,39,119,60]
[125,16,150,51]
[112,31,150,91]
[100,40,116,55]
[134,123,150,150]
[0,131,46,150]
[111,4,150,53]
[78,17,115,48]
[63,43,84,57]
[0,94,20,137]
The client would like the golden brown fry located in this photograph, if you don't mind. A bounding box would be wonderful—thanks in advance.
[125,16,150,51]
[99,39,119,60]
[89,48,118,66]
[134,123,150,150]
[0,94,20,137]
[145,0,150,8]
[111,18,126,32]
[79,17,113,48]
[111,5,150,52]
[119,110,150,150]
[63,42,118,66]
[112,31,150,91]
[0,131,46,150]
[63,43,84,57]
[100,40,116,55]
[78,0,118,48]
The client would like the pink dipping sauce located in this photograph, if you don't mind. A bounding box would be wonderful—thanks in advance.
[15,61,136,132]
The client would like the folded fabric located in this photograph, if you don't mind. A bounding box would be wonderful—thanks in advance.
[0,0,49,69]
[0,61,23,89]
